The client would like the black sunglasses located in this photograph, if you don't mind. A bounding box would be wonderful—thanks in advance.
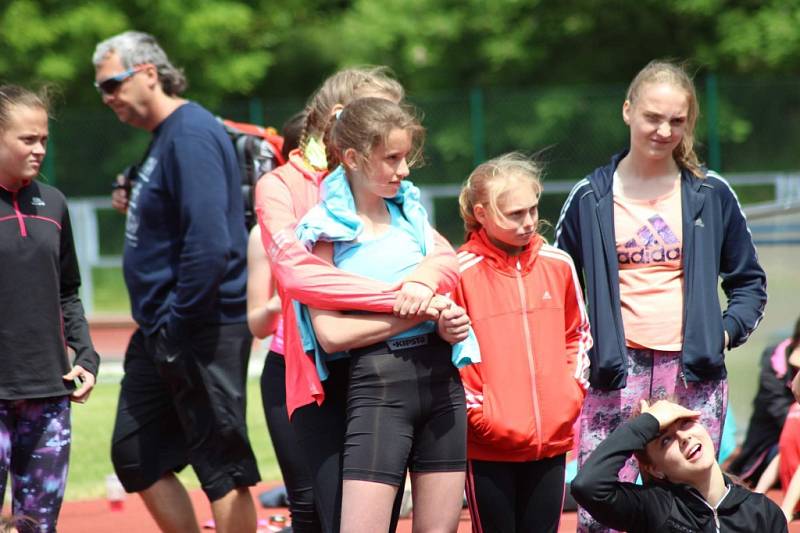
[94,64,151,96]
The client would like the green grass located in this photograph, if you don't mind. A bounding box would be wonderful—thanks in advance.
[91,267,130,314]
[723,243,800,434]
[67,379,279,501]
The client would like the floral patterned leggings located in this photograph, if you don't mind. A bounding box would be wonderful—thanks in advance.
[577,348,727,533]
[0,396,71,533]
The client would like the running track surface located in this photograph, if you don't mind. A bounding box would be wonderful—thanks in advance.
[53,484,800,532]
[56,480,549,532]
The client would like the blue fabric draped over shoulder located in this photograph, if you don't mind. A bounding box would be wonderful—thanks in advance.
[293,166,480,380]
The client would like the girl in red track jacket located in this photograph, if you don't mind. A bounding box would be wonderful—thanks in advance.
[455,153,592,533]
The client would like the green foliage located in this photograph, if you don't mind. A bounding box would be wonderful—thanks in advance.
[714,2,800,71]
[4,0,800,103]
[3,0,800,194]
[0,1,125,100]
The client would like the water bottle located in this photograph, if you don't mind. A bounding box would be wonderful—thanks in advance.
[105,474,126,511]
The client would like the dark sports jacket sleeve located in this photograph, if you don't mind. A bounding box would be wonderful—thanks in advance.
[571,413,671,531]
[713,175,768,349]
[554,183,585,291]
[164,134,234,338]
[757,345,793,424]
[59,206,100,377]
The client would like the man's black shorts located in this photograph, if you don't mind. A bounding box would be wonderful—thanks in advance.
[110,323,260,501]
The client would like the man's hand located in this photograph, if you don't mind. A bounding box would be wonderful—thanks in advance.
[63,365,96,403]
[111,174,129,214]
[639,399,701,430]
[394,281,435,318]
[437,303,471,345]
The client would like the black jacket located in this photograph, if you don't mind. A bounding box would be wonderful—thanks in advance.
[572,413,788,533]
[555,151,767,389]
[728,342,796,483]
[0,181,99,399]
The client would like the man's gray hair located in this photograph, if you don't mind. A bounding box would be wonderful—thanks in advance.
[93,31,187,96]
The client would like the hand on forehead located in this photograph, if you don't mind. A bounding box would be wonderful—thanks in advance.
[639,399,701,431]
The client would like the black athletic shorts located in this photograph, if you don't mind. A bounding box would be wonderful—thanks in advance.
[342,333,467,486]
[110,323,260,501]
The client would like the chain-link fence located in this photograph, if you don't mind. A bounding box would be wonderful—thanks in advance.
[45,76,798,255]
[48,76,800,196]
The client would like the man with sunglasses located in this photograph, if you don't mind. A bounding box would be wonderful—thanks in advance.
[92,31,260,533]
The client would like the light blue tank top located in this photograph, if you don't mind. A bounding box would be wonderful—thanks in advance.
[333,201,436,340]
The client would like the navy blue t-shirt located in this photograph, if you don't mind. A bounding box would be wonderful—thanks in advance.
[123,102,247,336]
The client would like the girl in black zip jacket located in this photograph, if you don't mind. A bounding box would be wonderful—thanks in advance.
[572,399,787,533]
[0,85,98,533]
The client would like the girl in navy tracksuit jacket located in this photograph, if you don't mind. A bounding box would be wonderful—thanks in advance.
[0,85,99,532]
[572,399,787,533]
[555,61,767,532]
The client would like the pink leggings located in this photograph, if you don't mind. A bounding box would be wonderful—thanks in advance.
[576,348,728,533]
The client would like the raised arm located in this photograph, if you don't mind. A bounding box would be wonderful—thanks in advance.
[571,402,698,531]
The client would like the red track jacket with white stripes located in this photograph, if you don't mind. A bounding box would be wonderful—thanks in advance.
[454,229,592,462]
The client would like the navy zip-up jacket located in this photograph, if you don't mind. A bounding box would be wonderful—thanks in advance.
[555,151,767,390]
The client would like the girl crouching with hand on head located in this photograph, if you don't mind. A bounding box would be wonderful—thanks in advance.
[572,399,787,532]
[295,97,474,533]
[455,153,592,532]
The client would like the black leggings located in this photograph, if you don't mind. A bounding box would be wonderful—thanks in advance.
[465,454,566,533]
[344,336,467,485]
[289,358,404,533]
[261,351,320,532]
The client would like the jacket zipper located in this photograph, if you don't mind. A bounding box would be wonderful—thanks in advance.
[12,191,27,237]
[690,484,730,533]
[515,259,543,458]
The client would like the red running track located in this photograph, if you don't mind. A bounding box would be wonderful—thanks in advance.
[56,481,574,532]
[52,484,800,533]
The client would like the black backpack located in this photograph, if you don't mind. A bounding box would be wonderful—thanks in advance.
[117,118,285,230]
[218,118,285,230]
